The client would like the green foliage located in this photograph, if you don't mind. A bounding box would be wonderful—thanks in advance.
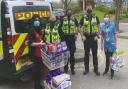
[120,15,128,20]
[126,13,128,18]
[69,4,81,14]
[95,5,110,12]
[95,5,115,14]
[108,8,115,14]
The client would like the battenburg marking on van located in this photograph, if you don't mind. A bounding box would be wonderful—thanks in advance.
[12,34,31,71]
[13,34,28,63]
[15,11,51,20]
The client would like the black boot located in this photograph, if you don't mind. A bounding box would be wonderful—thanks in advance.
[103,68,109,76]
[103,70,108,76]
[71,69,75,75]
[94,70,100,76]
[64,65,68,73]
[83,70,89,75]
[64,69,68,73]
[111,69,114,79]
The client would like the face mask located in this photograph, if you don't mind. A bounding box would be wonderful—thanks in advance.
[87,9,92,14]
[67,13,71,17]
[7,32,11,35]
[104,18,109,23]
[33,20,40,27]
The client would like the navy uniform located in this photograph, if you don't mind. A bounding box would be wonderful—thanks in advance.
[59,11,79,75]
[80,8,100,76]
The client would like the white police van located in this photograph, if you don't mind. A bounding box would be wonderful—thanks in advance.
[0,0,52,79]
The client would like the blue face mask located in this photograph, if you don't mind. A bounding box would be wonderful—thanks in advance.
[104,18,109,23]
[33,20,40,27]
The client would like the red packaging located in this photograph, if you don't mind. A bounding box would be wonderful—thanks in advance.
[52,44,57,53]
[48,44,53,53]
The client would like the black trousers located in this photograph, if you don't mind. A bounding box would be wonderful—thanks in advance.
[105,51,114,77]
[64,35,76,71]
[84,37,98,72]
[32,57,44,89]
[64,51,75,70]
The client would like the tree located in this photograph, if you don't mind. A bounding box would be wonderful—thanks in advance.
[61,0,72,15]
[114,0,123,31]
[78,0,95,10]
[127,0,128,17]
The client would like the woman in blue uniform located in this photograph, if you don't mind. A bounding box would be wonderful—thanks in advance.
[101,13,117,79]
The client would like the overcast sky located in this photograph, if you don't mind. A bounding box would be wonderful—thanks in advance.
[46,0,77,3]
[46,0,61,3]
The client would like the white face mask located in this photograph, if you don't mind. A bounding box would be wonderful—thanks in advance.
[7,32,11,35]
[104,17,109,23]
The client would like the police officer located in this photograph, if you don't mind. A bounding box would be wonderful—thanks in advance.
[59,10,79,75]
[44,15,60,43]
[79,6,100,76]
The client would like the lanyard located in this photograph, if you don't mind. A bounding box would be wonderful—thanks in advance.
[105,26,109,42]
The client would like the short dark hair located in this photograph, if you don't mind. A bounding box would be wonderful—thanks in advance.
[31,14,40,22]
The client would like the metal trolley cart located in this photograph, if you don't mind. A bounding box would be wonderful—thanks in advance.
[40,44,71,89]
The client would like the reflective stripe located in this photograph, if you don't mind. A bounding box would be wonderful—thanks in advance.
[52,28,60,43]
[45,24,60,43]
[16,62,21,71]
[15,46,29,71]
[62,17,76,34]
[0,41,3,60]
[13,34,27,56]
[12,34,30,71]
[82,16,98,34]
[45,27,51,43]
[22,46,28,55]
[16,57,28,71]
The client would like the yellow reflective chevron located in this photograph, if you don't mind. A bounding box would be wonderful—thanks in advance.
[13,33,34,71]
[13,34,28,56]
[22,46,28,55]
[0,41,3,60]
[16,62,21,71]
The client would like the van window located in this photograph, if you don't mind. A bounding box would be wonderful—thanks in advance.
[13,6,51,33]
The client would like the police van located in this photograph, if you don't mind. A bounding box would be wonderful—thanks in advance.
[0,0,51,79]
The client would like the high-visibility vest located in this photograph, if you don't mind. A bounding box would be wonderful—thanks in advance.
[82,15,98,35]
[45,24,60,43]
[62,17,76,34]
[51,28,60,43]
[45,25,51,43]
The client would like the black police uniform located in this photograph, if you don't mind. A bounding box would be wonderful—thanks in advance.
[59,16,78,74]
[80,14,100,75]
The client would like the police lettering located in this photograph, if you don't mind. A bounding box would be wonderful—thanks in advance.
[15,11,51,20]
